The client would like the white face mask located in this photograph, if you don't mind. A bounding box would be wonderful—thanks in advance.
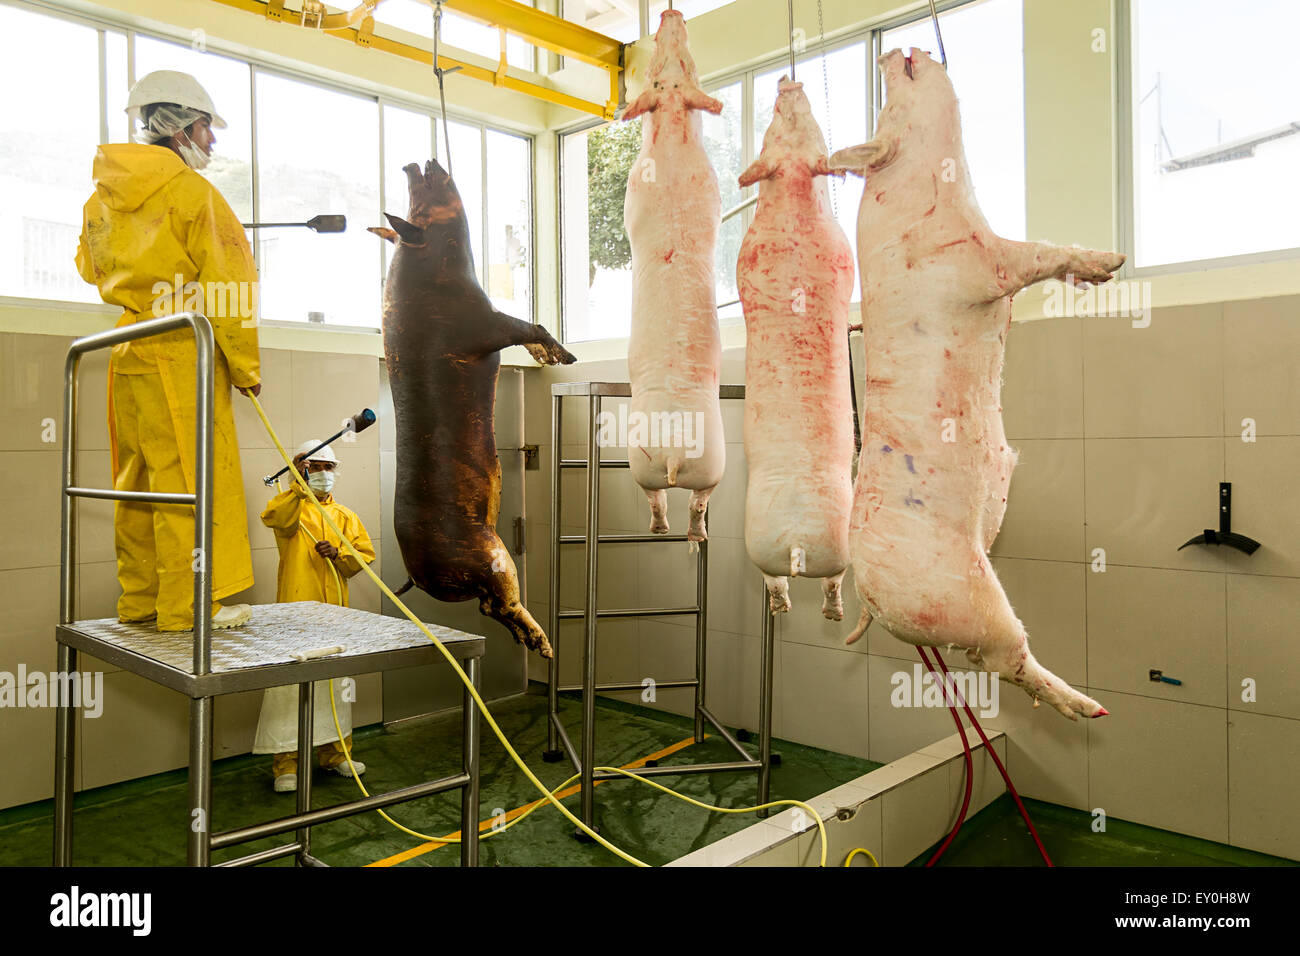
[307,470,335,495]
[176,132,211,170]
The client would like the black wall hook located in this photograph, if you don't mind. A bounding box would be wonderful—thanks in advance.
[1178,482,1260,556]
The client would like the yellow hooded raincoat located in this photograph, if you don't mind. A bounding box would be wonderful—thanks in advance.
[76,143,260,629]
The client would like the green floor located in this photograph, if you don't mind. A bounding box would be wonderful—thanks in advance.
[0,686,877,867]
[911,794,1297,867]
[4,686,1293,868]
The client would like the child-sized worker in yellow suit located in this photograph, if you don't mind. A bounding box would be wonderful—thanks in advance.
[253,440,376,793]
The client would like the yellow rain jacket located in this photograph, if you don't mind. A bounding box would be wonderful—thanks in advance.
[76,143,260,629]
[261,485,375,606]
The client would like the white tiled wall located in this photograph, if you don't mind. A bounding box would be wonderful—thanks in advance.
[527,295,1300,861]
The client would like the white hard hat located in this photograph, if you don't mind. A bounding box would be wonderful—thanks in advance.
[294,440,338,464]
[126,70,227,129]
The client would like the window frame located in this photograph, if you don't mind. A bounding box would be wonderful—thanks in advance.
[0,0,537,330]
[1116,0,1300,277]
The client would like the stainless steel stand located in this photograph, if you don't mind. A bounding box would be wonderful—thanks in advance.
[543,382,774,834]
[54,314,482,867]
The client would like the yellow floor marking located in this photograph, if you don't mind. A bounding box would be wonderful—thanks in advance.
[366,733,707,867]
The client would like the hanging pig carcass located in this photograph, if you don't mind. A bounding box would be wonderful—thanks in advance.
[830,50,1123,719]
[623,10,726,542]
[371,160,575,658]
[738,78,855,618]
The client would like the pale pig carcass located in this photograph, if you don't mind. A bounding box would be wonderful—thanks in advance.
[738,78,855,618]
[830,50,1123,719]
[623,10,725,542]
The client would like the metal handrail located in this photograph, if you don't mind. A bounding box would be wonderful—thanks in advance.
[59,312,216,675]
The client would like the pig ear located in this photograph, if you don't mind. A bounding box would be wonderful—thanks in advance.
[368,226,399,244]
[622,90,657,120]
[811,155,842,179]
[829,138,896,177]
[684,88,724,115]
[738,158,774,187]
[384,213,424,244]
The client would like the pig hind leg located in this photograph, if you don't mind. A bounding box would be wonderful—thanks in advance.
[476,540,553,658]
[821,571,846,622]
[972,577,1105,720]
[686,487,713,543]
[763,574,791,613]
[644,488,669,534]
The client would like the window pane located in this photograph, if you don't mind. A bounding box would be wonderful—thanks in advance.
[105,31,130,145]
[135,38,254,222]
[256,72,380,326]
[375,0,433,35]
[0,5,101,302]
[382,105,434,277]
[753,42,868,303]
[884,0,1025,241]
[441,10,533,70]
[437,120,484,280]
[485,130,532,320]
[561,121,638,342]
[702,81,743,322]
[1132,0,1300,265]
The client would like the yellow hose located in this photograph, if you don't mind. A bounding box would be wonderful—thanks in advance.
[249,393,827,866]
[844,847,879,867]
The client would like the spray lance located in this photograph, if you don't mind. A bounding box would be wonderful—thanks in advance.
[263,408,377,486]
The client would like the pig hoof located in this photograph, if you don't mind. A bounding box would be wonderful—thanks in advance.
[649,514,669,534]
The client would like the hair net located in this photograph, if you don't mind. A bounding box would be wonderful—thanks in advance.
[135,103,208,145]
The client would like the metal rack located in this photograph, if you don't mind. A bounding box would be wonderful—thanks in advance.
[54,313,483,867]
[544,382,775,833]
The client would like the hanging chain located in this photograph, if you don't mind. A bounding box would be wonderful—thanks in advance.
[816,0,835,218]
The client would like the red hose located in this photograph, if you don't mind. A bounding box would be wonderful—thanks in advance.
[918,647,973,866]
[929,651,1054,866]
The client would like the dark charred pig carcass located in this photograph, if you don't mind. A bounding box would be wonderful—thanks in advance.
[371,160,575,657]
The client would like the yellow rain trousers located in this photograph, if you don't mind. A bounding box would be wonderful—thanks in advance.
[76,144,260,630]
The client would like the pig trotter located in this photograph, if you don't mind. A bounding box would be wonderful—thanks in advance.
[687,488,711,542]
[764,574,792,614]
[821,571,845,621]
[644,488,669,533]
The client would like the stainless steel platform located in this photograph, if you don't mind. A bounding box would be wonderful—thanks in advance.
[56,602,483,698]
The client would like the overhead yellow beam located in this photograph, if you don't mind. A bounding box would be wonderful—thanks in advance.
[437,0,621,69]
[205,0,621,119]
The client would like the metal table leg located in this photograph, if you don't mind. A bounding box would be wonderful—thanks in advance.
[294,681,313,866]
[579,393,601,832]
[188,696,214,865]
[544,392,563,761]
[461,656,481,866]
[756,596,775,818]
[694,537,708,744]
[53,643,77,866]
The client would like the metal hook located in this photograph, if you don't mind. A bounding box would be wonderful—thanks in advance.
[432,0,456,176]
[927,0,948,68]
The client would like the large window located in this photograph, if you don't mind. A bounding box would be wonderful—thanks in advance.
[0,4,105,303]
[379,0,534,70]
[560,0,1026,342]
[1128,0,1300,268]
[0,2,535,331]
[882,0,1025,242]
[565,0,734,44]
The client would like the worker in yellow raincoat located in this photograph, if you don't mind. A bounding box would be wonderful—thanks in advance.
[75,71,260,631]
[255,441,376,792]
